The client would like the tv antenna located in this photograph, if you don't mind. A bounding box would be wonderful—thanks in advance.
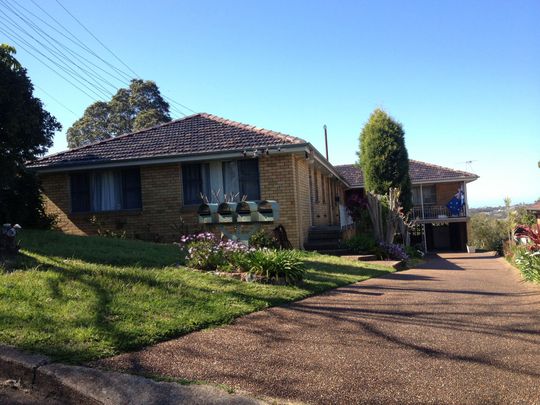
[457,160,477,172]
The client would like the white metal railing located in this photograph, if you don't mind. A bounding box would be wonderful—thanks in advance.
[411,205,465,220]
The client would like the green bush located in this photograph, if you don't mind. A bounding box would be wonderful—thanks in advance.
[246,249,305,284]
[248,229,279,249]
[514,247,540,283]
[405,245,423,259]
[344,234,377,253]
[469,213,507,250]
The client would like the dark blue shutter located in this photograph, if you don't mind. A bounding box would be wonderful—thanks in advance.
[237,159,260,200]
[182,164,202,204]
[70,173,90,212]
[122,168,142,209]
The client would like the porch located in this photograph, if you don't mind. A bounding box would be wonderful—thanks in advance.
[411,205,466,221]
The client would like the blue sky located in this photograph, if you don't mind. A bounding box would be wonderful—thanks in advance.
[2,0,539,207]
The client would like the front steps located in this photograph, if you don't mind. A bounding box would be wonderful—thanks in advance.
[304,226,349,255]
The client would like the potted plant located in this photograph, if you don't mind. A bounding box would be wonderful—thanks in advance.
[466,239,476,253]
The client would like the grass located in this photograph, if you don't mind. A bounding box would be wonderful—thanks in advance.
[0,229,394,364]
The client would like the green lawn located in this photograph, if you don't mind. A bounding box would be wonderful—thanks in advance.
[0,230,394,363]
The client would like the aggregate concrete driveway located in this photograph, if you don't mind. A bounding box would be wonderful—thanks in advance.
[97,253,540,404]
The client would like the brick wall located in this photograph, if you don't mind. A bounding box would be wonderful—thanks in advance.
[258,154,302,247]
[40,154,347,248]
[436,182,463,206]
[41,164,186,242]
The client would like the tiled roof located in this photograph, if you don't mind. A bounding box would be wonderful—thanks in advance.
[28,113,306,169]
[335,160,478,187]
[334,164,364,187]
[528,202,540,212]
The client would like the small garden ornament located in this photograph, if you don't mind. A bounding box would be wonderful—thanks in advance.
[1,223,22,255]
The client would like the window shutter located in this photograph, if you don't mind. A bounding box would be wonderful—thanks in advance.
[237,159,260,200]
[70,173,91,212]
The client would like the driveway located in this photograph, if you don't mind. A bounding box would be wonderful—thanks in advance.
[96,253,540,404]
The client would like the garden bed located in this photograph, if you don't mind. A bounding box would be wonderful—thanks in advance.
[0,230,394,364]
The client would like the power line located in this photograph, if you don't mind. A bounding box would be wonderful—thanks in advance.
[0,14,112,100]
[15,0,190,117]
[52,0,195,116]
[34,84,78,115]
[1,0,196,117]
[0,9,114,99]
[1,0,122,94]
[28,0,133,83]
[54,0,140,78]
[0,27,100,102]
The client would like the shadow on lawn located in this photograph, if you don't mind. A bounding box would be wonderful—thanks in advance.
[3,249,392,364]
[18,230,181,269]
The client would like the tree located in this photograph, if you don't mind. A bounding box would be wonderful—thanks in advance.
[0,44,61,227]
[67,79,171,148]
[358,109,412,212]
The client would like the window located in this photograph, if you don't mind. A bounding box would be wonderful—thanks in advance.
[412,185,436,206]
[182,159,260,204]
[237,159,260,199]
[422,185,436,205]
[70,168,142,213]
[223,159,260,200]
[182,163,210,204]
[70,173,90,213]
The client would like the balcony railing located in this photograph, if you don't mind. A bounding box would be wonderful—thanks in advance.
[411,205,465,220]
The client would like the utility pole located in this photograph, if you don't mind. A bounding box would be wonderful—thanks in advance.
[324,124,329,161]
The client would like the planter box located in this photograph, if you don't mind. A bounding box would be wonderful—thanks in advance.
[467,245,476,253]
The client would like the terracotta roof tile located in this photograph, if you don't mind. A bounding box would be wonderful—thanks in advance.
[335,160,478,187]
[28,113,306,169]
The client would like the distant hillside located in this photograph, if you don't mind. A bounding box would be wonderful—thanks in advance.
[470,202,538,219]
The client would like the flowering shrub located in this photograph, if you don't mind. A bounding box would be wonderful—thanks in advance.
[514,247,540,283]
[179,232,223,271]
[178,232,254,271]
[378,242,409,261]
[514,226,540,252]
[177,232,305,284]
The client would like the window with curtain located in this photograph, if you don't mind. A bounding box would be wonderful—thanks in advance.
[422,185,436,205]
[222,159,260,200]
[70,168,142,213]
[182,163,210,204]
[412,185,436,205]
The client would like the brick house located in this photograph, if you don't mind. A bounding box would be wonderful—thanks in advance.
[335,162,478,251]
[28,113,349,248]
[27,113,478,251]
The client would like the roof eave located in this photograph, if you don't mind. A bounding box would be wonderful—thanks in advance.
[345,175,479,189]
[28,143,310,173]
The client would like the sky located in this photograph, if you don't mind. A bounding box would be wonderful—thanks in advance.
[1,0,539,207]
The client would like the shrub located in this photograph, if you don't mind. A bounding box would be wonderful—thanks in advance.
[249,229,279,249]
[405,245,423,259]
[378,242,409,261]
[246,249,305,284]
[469,213,507,250]
[344,234,377,253]
[514,247,540,283]
[178,232,223,271]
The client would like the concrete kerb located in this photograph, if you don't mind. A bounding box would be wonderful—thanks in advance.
[0,344,264,404]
